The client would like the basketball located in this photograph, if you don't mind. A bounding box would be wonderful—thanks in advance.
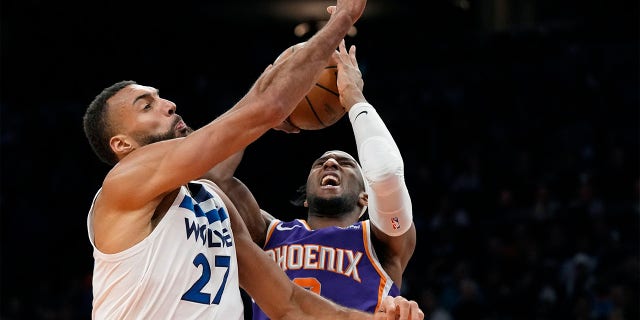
[274,42,346,130]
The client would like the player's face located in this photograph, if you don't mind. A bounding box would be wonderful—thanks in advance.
[108,84,193,146]
[305,150,364,215]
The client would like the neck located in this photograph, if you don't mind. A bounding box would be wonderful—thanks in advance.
[306,212,359,230]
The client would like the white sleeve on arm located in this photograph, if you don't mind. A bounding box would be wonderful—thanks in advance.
[348,102,413,236]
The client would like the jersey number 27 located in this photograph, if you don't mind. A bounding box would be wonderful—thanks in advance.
[182,253,231,305]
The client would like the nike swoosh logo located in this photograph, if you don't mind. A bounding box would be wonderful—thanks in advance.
[355,110,368,121]
[276,224,302,231]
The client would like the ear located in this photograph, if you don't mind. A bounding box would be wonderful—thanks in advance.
[109,134,136,159]
[358,191,368,208]
[303,200,309,208]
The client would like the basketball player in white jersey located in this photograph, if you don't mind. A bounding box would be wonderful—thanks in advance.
[83,0,423,318]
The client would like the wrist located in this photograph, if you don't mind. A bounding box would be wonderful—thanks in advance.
[348,102,374,123]
[343,95,367,112]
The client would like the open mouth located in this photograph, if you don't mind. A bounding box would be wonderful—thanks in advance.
[174,120,192,137]
[321,174,340,186]
[175,120,186,131]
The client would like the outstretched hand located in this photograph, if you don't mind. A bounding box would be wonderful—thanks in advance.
[374,296,424,320]
[335,39,366,111]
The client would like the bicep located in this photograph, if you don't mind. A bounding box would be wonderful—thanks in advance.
[100,155,165,212]
[101,138,195,211]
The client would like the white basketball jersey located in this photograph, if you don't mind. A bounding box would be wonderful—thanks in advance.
[87,180,244,320]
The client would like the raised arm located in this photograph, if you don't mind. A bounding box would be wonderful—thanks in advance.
[335,41,416,286]
[101,0,367,215]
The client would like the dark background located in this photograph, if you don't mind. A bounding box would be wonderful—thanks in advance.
[1,0,638,319]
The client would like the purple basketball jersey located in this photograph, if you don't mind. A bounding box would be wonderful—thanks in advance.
[251,219,399,320]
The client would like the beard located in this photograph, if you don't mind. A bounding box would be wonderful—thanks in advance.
[138,119,193,145]
[306,193,360,217]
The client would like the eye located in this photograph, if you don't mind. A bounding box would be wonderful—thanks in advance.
[143,104,151,110]
[312,158,328,167]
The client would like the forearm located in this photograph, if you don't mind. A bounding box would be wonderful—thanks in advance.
[286,285,373,320]
[223,177,267,245]
[237,232,371,320]
[255,11,355,119]
[349,102,413,236]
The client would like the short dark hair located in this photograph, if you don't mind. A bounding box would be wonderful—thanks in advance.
[83,80,136,165]
[290,184,307,207]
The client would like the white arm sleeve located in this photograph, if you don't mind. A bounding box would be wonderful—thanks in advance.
[348,102,413,236]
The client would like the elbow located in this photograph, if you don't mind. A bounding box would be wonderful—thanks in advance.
[362,161,405,195]
[364,165,404,188]
[360,137,404,185]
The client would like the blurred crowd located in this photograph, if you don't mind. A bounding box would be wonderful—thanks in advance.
[375,27,639,320]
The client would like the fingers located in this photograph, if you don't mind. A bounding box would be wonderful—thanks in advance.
[377,296,425,320]
[272,119,301,133]
[376,296,397,320]
[395,297,423,320]
[336,39,346,63]
[336,40,357,65]
[394,296,410,320]
[337,40,355,65]
[411,301,425,320]
[349,44,358,66]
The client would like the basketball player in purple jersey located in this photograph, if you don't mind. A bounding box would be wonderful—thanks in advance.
[213,40,416,319]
